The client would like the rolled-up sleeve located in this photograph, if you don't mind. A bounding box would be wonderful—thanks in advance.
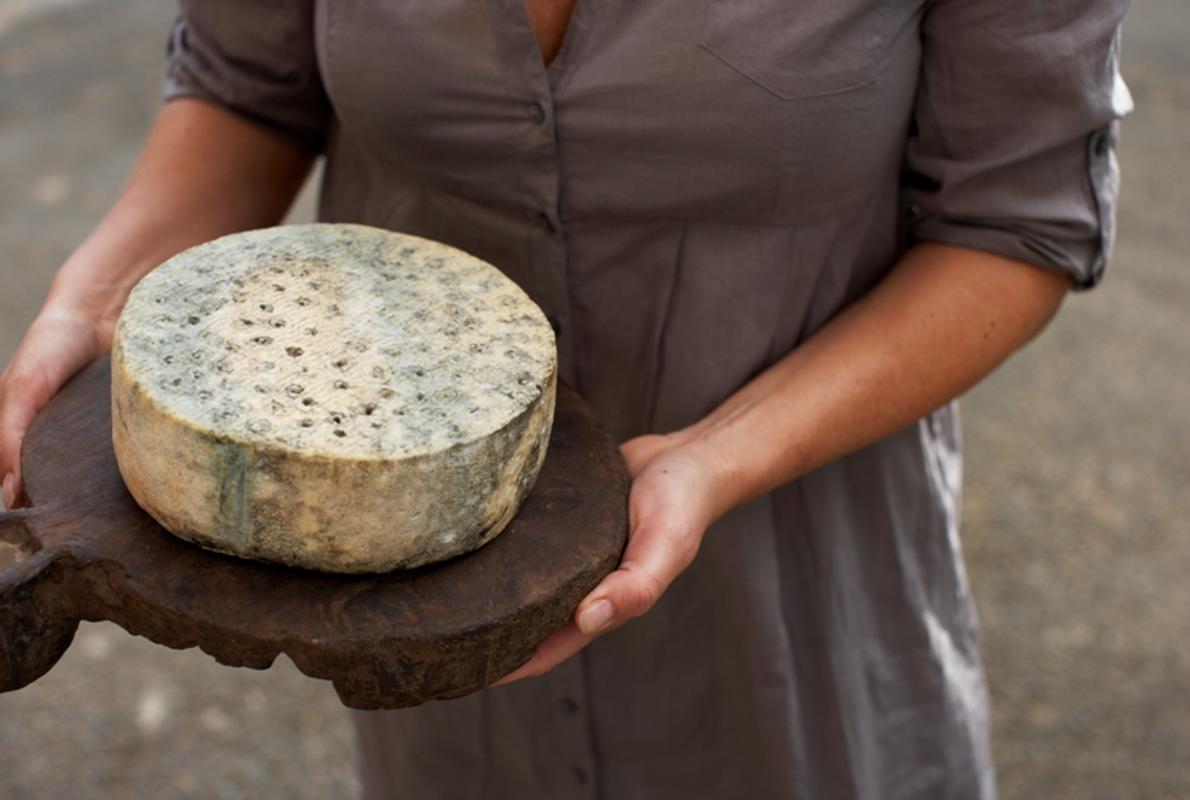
[902,0,1133,289]
[164,1,331,153]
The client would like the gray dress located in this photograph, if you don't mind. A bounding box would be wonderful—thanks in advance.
[164,1,1131,797]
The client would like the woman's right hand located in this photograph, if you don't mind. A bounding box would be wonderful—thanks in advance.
[0,305,107,510]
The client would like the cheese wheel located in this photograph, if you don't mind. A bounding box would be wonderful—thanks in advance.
[111,224,557,573]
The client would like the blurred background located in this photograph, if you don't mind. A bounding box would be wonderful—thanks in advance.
[1,1,1187,798]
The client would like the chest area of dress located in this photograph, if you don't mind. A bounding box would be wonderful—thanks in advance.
[315,0,923,223]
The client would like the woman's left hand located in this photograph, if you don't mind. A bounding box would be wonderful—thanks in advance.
[491,431,727,686]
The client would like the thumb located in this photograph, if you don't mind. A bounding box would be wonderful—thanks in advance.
[574,517,696,635]
[1,310,106,509]
[0,401,37,509]
[0,368,60,509]
[2,472,15,511]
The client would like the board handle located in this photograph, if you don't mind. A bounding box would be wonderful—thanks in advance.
[0,507,78,692]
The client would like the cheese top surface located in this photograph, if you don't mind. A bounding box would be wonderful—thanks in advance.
[116,224,556,460]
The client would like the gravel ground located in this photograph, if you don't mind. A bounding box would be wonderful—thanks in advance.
[1,2,1187,798]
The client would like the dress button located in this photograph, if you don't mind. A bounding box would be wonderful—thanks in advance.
[528,101,547,125]
[559,695,579,714]
[571,766,589,785]
[1092,130,1109,157]
[537,211,557,234]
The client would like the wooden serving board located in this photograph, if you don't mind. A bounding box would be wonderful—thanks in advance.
[0,357,628,709]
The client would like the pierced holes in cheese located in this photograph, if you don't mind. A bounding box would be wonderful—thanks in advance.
[119,225,554,458]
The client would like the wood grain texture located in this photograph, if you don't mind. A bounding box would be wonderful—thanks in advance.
[0,357,628,709]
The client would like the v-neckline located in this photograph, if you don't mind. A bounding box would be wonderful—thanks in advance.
[516,0,586,80]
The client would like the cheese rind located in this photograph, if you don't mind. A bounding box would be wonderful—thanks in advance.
[111,224,556,573]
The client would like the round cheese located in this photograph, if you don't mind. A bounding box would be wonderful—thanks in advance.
[111,224,557,573]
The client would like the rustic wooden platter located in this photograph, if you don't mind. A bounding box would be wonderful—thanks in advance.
[0,357,628,709]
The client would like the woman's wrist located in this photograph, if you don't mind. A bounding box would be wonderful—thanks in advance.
[24,303,106,365]
[652,244,1072,530]
[662,423,765,526]
[40,283,121,356]
[45,217,181,352]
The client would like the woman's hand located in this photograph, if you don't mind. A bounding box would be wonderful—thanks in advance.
[491,432,729,686]
[0,306,107,509]
[490,243,1071,688]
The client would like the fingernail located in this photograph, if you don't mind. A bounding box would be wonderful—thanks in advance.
[2,474,14,511]
[577,598,614,635]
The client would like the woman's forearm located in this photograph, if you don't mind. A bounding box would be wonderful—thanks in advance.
[513,243,1074,655]
[46,97,315,348]
[679,242,1072,519]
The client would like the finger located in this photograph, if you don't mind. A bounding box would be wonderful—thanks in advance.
[491,621,593,686]
[1,313,103,507]
[0,375,46,494]
[2,473,15,511]
[0,362,83,507]
[0,404,32,466]
[0,401,36,507]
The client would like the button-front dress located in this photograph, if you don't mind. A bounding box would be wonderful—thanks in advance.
[164,1,1131,797]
